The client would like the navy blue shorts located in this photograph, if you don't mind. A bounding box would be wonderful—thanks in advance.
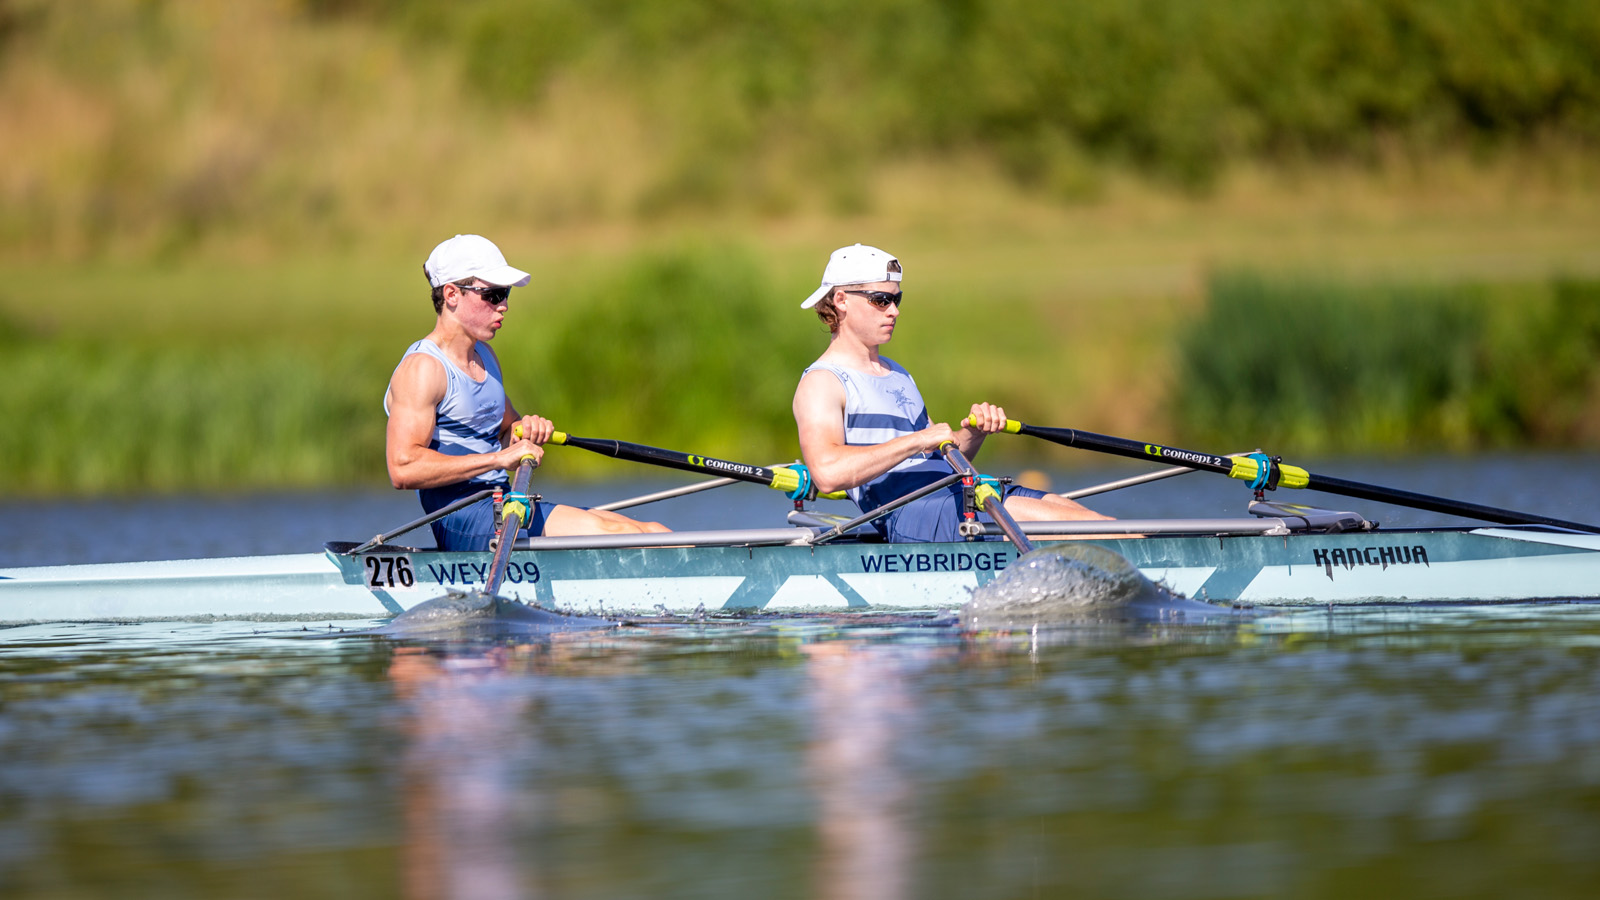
[419,482,560,552]
[879,483,1048,544]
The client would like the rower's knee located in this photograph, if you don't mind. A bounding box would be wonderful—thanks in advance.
[1006,493,1113,522]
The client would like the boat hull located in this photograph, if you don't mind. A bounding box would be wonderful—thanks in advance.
[3,527,1599,623]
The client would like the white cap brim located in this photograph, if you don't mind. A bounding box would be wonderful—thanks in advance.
[476,264,532,288]
[800,284,832,309]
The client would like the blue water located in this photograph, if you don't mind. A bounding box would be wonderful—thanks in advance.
[2,457,1600,899]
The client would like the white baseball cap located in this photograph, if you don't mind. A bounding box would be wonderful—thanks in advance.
[801,243,902,309]
[423,234,532,289]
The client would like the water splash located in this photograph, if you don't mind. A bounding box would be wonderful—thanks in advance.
[365,590,616,638]
[961,544,1241,629]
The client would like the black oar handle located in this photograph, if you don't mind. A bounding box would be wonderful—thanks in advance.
[1010,421,1236,477]
[554,432,781,487]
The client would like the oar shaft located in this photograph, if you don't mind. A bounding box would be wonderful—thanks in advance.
[551,431,842,500]
[485,453,537,597]
[993,418,1600,534]
[1006,421,1239,477]
[1302,471,1598,532]
[939,442,1035,553]
[556,432,779,485]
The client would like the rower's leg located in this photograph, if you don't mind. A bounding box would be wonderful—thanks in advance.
[1002,492,1141,539]
[542,505,671,537]
[1003,493,1114,522]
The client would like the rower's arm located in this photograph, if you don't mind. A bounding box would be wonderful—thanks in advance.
[793,369,955,494]
[493,352,553,446]
[385,354,540,490]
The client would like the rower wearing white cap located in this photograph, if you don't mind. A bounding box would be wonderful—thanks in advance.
[384,234,668,551]
[792,244,1112,543]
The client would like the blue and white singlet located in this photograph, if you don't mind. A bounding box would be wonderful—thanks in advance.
[802,357,949,507]
[802,357,1045,543]
[386,339,557,549]
[387,338,509,486]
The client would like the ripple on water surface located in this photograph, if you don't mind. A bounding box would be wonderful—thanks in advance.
[2,605,1600,899]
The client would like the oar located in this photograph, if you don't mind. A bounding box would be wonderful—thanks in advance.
[977,417,1600,534]
[549,431,846,501]
[595,463,810,512]
[484,431,539,597]
[938,442,1036,553]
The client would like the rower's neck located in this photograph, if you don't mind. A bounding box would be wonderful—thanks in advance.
[426,321,480,371]
[820,333,890,375]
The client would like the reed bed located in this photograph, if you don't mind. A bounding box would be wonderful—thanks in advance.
[1173,273,1600,453]
[0,341,388,494]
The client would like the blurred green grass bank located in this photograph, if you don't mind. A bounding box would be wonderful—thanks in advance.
[4,0,1600,494]
[5,250,1599,494]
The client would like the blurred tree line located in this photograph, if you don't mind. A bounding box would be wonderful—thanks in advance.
[306,0,1600,194]
[2,0,1596,257]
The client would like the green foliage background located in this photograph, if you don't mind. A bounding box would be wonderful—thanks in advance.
[3,0,1600,495]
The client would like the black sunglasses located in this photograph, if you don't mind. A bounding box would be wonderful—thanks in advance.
[456,283,511,307]
[845,289,903,309]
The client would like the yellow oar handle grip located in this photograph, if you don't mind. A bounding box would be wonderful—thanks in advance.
[1227,455,1309,490]
[768,464,848,501]
[514,424,568,445]
[963,414,1023,434]
[511,424,541,465]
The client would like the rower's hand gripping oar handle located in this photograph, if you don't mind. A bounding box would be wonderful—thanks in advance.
[965,414,1023,435]
[511,423,542,465]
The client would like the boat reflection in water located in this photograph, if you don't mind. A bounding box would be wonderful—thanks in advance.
[390,644,539,900]
[380,622,960,900]
[803,640,933,900]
